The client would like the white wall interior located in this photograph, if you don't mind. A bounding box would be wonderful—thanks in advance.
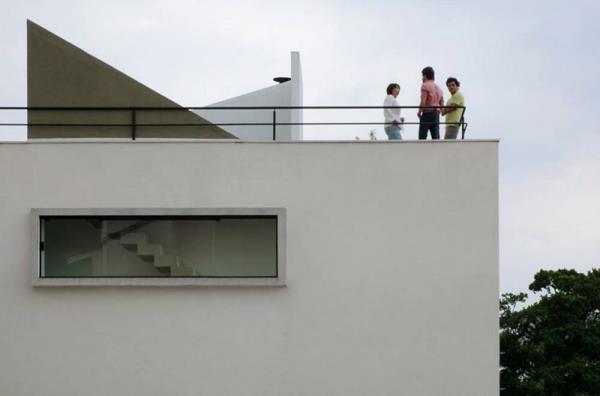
[0,140,498,396]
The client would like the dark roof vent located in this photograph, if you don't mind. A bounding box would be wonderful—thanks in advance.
[273,77,291,84]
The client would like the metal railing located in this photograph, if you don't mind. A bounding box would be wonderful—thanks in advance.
[0,105,468,140]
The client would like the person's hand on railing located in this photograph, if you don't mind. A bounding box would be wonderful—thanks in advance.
[441,104,458,116]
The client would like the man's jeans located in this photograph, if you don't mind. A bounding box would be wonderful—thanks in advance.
[384,125,402,140]
[418,111,439,140]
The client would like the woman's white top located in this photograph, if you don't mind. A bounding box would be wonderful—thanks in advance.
[383,95,403,128]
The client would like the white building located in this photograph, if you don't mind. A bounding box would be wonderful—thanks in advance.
[0,21,499,396]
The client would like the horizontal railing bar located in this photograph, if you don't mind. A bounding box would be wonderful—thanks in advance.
[0,122,468,127]
[0,106,465,111]
[0,104,469,140]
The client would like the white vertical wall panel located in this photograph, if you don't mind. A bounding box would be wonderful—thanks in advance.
[195,52,303,141]
[0,140,498,396]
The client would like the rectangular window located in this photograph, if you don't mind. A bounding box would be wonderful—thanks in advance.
[32,209,285,286]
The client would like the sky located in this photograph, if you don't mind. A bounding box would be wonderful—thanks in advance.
[1,0,599,296]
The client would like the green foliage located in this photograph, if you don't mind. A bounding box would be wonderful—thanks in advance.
[500,269,600,395]
[355,129,378,141]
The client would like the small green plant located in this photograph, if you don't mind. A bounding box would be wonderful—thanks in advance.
[355,129,378,141]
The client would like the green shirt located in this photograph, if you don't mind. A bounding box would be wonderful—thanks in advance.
[445,91,465,125]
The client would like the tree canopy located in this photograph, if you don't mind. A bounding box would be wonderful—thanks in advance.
[500,269,600,395]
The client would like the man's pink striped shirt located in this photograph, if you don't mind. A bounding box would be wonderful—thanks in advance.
[420,80,444,112]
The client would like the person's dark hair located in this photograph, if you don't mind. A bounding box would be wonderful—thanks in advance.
[386,83,400,95]
[421,66,435,80]
[446,77,460,87]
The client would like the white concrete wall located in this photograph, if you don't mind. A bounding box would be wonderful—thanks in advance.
[0,140,498,396]
[195,52,303,141]
[289,52,303,141]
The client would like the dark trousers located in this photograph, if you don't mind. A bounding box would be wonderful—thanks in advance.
[418,111,440,140]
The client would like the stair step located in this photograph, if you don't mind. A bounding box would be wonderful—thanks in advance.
[120,233,147,248]
[171,261,194,276]
[154,255,180,268]
[137,243,163,259]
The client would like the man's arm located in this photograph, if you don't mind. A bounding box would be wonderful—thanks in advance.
[442,103,458,116]
[418,86,427,117]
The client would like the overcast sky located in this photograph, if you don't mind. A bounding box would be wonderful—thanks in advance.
[1,0,599,296]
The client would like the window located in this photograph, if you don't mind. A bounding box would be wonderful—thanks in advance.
[32,209,285,286]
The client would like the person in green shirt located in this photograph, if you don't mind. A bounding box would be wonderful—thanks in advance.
[441,77,465,139]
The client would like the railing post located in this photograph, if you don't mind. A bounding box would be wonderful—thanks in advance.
[272,109,276,141]
[131,109,136,140]
[460,106,467,140]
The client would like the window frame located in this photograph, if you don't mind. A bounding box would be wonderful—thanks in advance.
[31,208,286,287]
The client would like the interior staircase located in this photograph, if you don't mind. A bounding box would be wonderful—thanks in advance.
[119,232,195,276]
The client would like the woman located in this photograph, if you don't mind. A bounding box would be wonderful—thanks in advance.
[383,83,404,140]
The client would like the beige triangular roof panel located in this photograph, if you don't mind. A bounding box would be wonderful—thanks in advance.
[27,20,236,139]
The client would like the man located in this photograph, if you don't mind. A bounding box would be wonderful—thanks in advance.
[383,83,405,140]
[441,77,465,139]
[417,66,444,140]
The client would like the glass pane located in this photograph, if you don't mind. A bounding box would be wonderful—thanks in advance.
[40,216,277,277]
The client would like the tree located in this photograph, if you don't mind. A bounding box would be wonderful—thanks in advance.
[500,269,600,395]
